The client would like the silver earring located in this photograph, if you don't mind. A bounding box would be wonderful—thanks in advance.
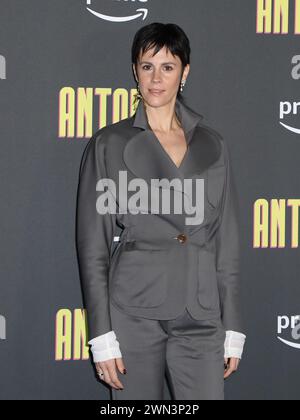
[180,80,186,92]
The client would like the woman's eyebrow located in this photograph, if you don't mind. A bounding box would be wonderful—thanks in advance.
[139,61,177,65]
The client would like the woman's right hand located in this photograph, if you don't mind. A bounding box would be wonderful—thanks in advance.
[95,358,126,390]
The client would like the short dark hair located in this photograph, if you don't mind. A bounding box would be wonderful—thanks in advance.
[131,22,191,102]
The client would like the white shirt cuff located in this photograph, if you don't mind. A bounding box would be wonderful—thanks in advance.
[224,330,246,359]
[88,330,122,363]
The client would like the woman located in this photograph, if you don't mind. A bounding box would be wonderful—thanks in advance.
[76,22,246,400]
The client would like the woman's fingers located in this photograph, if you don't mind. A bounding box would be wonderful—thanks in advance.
[224,357,240,379]
[224,357,229,370]
[107,362,124,390]
[96,360,124,390]
[115,357,127,375]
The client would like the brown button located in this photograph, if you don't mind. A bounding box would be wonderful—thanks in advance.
[176,234,187,244]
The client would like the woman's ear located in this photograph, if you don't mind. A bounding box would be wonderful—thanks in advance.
[132,64,138,83]
[182,64,190,81]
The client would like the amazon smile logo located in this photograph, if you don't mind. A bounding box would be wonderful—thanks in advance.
[277,315,300,349]
[86,0,148,22]
[279,101,300,134]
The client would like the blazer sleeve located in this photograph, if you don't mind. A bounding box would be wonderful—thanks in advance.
[216,139,244,334]
[76,132,116,341]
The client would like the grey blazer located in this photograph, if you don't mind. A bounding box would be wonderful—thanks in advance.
[76,97,244,341]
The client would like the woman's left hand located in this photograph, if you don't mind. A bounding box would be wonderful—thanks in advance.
[223,357,240,379]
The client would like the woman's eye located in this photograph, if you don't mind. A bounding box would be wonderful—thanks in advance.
[141,65,173,71]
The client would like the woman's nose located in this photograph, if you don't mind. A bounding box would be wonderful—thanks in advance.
[152,69,162,82]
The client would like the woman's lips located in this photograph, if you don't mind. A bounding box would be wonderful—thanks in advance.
[149,89,165,96]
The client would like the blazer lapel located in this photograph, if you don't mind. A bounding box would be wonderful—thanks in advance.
[121,98,223,231]
[123,97,222,187]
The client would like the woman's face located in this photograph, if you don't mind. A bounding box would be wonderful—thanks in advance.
[133,45,190,107]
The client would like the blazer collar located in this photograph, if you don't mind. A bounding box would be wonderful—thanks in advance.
[132,97,203,142]
[123,97,222,189]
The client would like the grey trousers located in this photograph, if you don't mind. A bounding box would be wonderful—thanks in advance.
[110,300,226,400]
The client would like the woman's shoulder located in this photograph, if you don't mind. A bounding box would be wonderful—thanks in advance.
[91,115,135,144]
[193,118,232,168]
[79,117,135,170]
[195,119,224,144]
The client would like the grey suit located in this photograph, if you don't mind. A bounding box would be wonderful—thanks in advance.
[76,97,244,399]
